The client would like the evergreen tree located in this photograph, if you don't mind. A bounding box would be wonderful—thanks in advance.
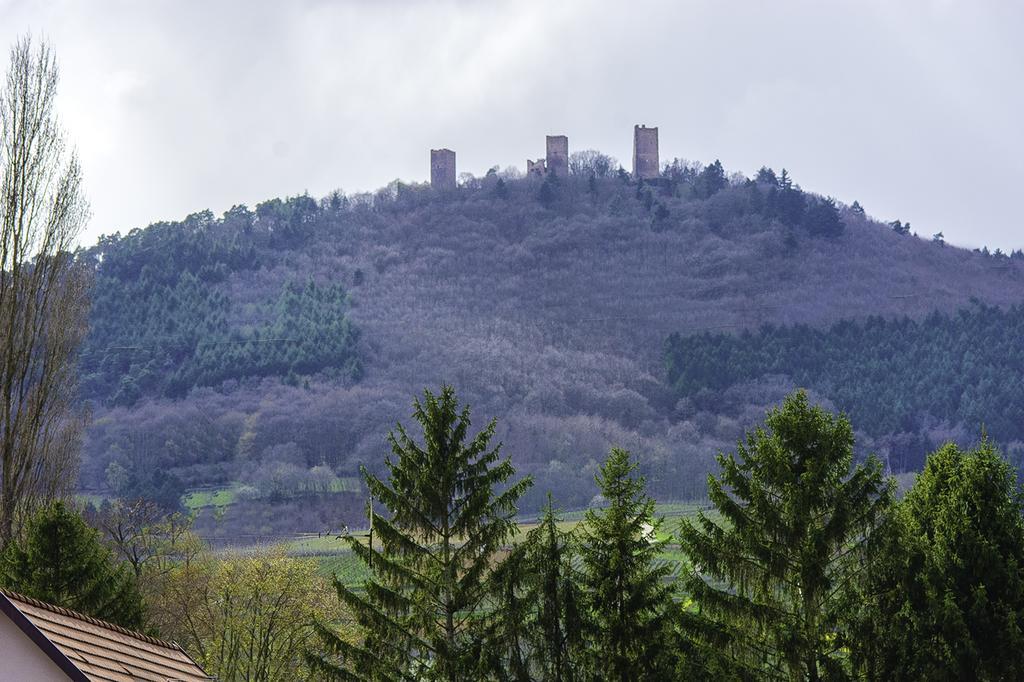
[853,440,1024,681]
[678,391,891,680]
[756,166,778,186]
[525,495,584,681]
[765,169,807,227]
[0,501,145,630]
[577,448,675,681]
[478,494,584,681]
[307,385,532,681]
[477,544,533,681]
[539,173,559,207]
[695,160,727,198]
[803,196,844,238]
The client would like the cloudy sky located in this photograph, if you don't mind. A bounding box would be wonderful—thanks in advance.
[1,0,1020,249]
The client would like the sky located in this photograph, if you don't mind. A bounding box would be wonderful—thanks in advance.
[0,0,1021,250]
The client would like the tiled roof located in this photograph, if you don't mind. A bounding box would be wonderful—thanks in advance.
[0,588,212,681]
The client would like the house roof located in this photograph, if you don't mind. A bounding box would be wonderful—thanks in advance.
[0,588,212,681]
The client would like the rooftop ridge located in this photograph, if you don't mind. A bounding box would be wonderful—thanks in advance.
[0,587,186,653]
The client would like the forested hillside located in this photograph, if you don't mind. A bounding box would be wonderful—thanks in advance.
[77,157,1024,533]
[665,302,1024,471]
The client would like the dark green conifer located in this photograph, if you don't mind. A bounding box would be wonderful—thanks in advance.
[853,439,1024,681]
[577,448,675,681]
[307,385,532,681]
[678,390,890,680]
[525,495,584,681]
[0,501,145,630]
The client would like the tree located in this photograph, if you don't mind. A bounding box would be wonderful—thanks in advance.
[853,440,1024,681]
[493,177,508,199]
[803,196,844,238]
[765,169,807,228]
[756,167,778,185]
[148,545,330,681]
[538,174,557,207]
[577,447,676,681]
[678,390,891,680]
[477,543,534,681]
[90,498,193,581]
[0,36,90,545]
[569,150,616,178]
[91,497,165,577]
[476,494,585,681]
[0,501,144,629]
[694,160,727,198]
[307,385,532,680]
[889,219,910,236]
[523,495,584,681]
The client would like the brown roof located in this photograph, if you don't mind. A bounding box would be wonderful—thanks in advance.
[0,588,212,681]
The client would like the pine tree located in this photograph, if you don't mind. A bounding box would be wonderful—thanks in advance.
[853,439,1024,681]
[577,448,676,681]
[525,495,584,681]
[494,177,508,199]
[476,543,533,681]
[695,159,727,198]
[678,390,891,680]
[0,501,145,630]
[477,494,584,681]
[307,385,532,681]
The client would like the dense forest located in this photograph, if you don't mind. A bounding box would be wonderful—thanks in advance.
[75,155,1024,533]
[665,301,1024,470]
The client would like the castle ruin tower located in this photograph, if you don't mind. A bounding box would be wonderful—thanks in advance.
[430,148,457,190]
[632,125,659,180]
[546,135,569,177]
[526,159,547,177]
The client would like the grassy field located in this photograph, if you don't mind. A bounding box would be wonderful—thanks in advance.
[183,486,239,511]
[182,477,361,512]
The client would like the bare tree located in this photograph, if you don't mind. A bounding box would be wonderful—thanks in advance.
[569,149,617,178]
[0,36,90,545]
[93,498,167,577]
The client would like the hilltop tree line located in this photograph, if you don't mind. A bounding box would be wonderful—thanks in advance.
[4,386,1024,680]
[665,301,1024,469]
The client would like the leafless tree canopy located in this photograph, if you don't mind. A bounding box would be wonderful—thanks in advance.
[0,36,90,544]
[569,149,617,178]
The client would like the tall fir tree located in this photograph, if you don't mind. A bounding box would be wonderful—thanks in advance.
[0,501,145,630]
[524,496,584,682]
[853,439,1024,681]
[577,448,676,681]
[476,543,533,681]
[678,390,890,681]
[306,385,532,681]
[477,494,584,681]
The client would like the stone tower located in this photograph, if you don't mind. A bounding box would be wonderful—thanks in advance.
[632,125,659,180]
[546,135,568,177]
[430,149,456,190]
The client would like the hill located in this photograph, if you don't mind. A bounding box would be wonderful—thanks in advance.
[76,159,1024,534]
